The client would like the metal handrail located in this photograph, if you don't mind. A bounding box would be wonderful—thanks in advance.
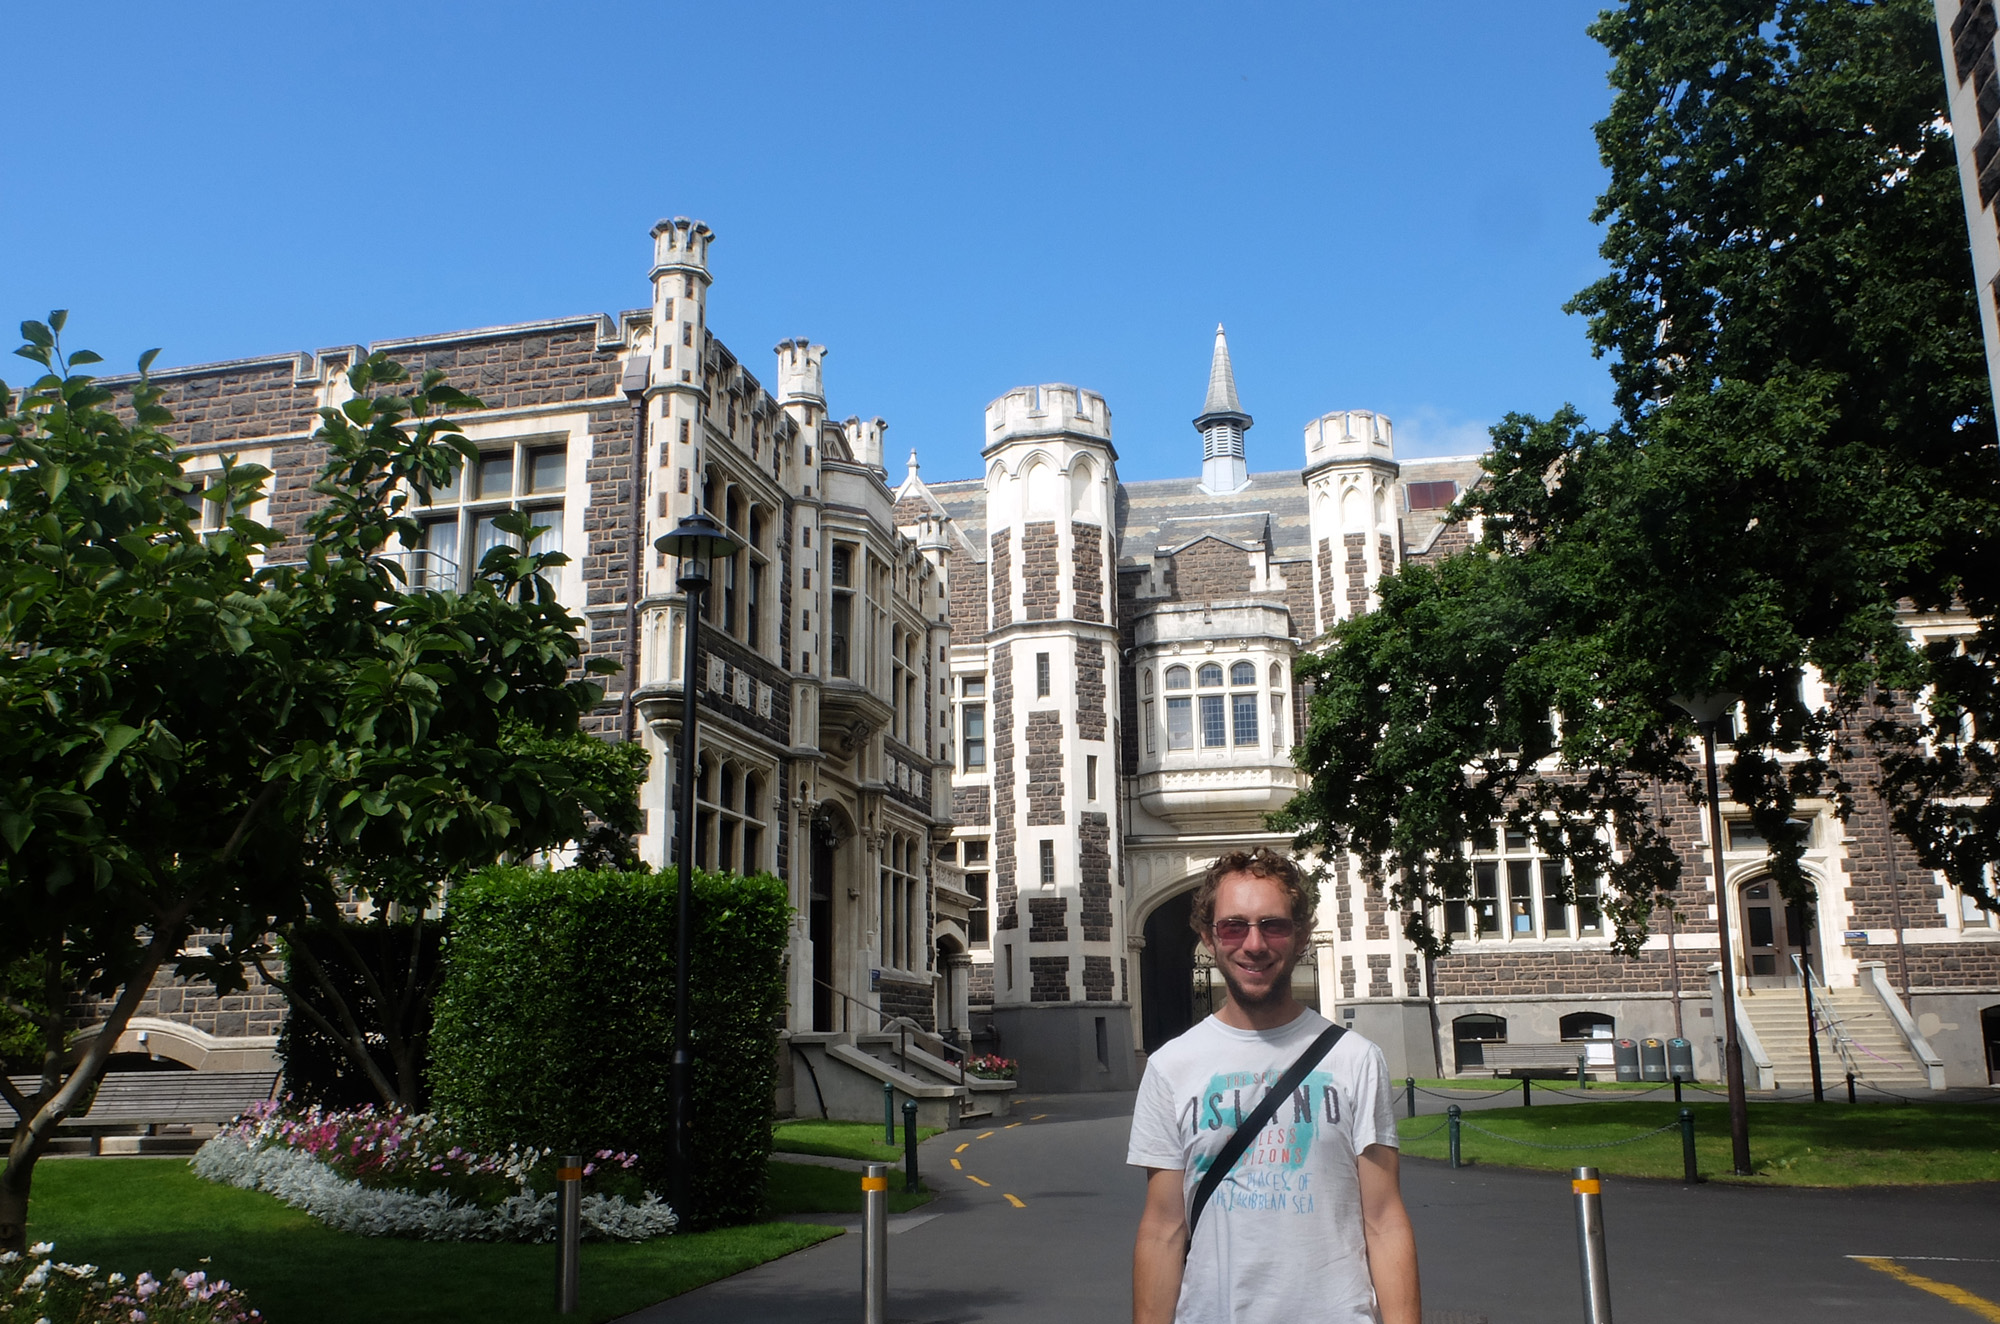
[1792,955,1864,1081]
[809,977,967,1086]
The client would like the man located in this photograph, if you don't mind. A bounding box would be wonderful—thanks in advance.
[1129,848,1420,1324]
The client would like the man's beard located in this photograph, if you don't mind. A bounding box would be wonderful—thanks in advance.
[1216,952,1302,1010]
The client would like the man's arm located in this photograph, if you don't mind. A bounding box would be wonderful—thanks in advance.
[1133,1166,1187,1324]
[1358,1143,1420,1324]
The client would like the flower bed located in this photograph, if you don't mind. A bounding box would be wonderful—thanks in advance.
[191,1102,676,1242]
[966,1054,1017,1080]
[1,1242,261,1323]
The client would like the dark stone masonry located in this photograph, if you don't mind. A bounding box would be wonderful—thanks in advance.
[1025,711,1065,826]
[1029,896,1070,943]
[990,529,1013,629]
[1029,955,1071,1003]
[1072,522,1105,622]
[1075,641,1107,741]
[992,642,1018,930]
[1021,522,1059,621]
[1079,812,1113,942]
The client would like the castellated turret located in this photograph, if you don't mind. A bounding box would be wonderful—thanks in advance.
[984,384,1113,453]
[977,381,1123,1063]
[649,215,713,278]
[1303,408,1401,636]
[648,217,713,386]
[843,415,887,474]
[774,338,826,406]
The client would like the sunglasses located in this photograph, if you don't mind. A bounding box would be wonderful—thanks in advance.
[1210,916,1298,945]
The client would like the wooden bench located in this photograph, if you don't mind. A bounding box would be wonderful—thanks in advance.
[1479,1044,1591,1079]
[4,1071,279,1152]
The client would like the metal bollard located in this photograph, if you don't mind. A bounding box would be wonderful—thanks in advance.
[902,1098,921,1193]
[883,1082,895,1145]
[556,1153,582,1314]
[1673,1077,1683,1104]
[1447,1105,1462,1169]
[1679,1108,1697,1183]
[1406,1076,1417,1120]
[1572,1166,1614,1324]
[1577,1052,1588,1089]
[861,1162,889,1324]
[1846,1072,1857,1104]
[1523,1076,1532,1108]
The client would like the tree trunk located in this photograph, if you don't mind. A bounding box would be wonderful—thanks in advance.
[0,922,184,1253]
[0,1151,32,1255]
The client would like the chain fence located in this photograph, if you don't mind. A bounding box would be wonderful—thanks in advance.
[1456,1119,1685,1152]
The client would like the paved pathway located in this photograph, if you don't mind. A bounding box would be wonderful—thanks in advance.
[618,1090,2000,1323]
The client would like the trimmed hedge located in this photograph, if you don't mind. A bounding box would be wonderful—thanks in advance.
[429,866,789,1230]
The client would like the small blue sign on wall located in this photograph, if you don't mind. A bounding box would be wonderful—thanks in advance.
[1843,930,1869,942]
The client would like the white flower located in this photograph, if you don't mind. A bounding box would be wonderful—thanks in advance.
[27,1241,53,1256]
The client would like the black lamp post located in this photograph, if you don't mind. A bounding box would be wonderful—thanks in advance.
[1672,692,1753,1175]
[653,511,739,1223]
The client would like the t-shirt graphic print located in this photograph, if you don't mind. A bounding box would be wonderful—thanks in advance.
[1128,1010,1397,1324]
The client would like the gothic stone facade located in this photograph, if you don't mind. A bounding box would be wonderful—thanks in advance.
[84,222,2000,1093]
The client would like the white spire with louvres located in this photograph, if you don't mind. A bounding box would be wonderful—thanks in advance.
[1194,324,1253,493]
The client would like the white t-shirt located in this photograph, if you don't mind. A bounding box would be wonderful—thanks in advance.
[1127,1009,1398,1324]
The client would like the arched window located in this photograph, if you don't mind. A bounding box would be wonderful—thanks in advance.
[1452,1013,1507,1071]
[1198,663,1223,688]
[1142,670,1154,696]
[1225,661,1259,745]
[1269,662,1285,689]
[1559,1012,1616,1041]
[1165,667,1193,750]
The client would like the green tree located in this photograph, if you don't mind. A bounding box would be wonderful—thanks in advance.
[1283,0,2000,954]
[0,318,626,1251]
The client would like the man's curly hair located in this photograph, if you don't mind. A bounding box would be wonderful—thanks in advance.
[1189,847,1316,940]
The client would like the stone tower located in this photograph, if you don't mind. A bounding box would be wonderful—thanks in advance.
[1303,409,1401,638]
[979,384,1134,1088]
[1195,325,1253,495]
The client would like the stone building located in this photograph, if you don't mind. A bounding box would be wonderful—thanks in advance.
[74,218,957,1083]
[901,326,2000,1092]
[62,219,2000,1099]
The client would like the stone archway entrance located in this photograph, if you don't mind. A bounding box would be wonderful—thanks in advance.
[1739,876,1820,989]
[1140,889,1201,1053]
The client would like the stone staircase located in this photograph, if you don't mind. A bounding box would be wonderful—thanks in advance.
[1736,984,1935,1091]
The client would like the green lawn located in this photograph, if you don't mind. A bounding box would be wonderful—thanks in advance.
[1397,1101,2000,1186]
[765,1160,936,1215]
[771,1118,942,1163]
[24,1157,842,1323]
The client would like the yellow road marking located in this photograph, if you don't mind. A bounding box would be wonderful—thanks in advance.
[950,1158,962,1170]
[1853,1257,2000,1322]
[955,1142,970,1153]
[1003,1193,1026,1208]
[964,1174,990,1187]
[1004,1122,1023,1129]
[977,1131,994,1139]
[1032,1113,1048,1120]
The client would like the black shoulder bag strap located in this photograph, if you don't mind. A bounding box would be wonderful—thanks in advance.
[1183,1023,1345,1262]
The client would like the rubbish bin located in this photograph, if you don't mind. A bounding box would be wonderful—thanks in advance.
[1613,1038,1642,1082]
[1640,1037,1668,1082]
[1666,1037,1696,1082]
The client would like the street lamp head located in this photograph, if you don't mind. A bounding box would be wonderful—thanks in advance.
[1669,692,1740,726]
[654,511,740,562]
[657,512,740,592]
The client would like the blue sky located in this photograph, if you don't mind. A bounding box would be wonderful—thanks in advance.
[2,3,1618,484]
